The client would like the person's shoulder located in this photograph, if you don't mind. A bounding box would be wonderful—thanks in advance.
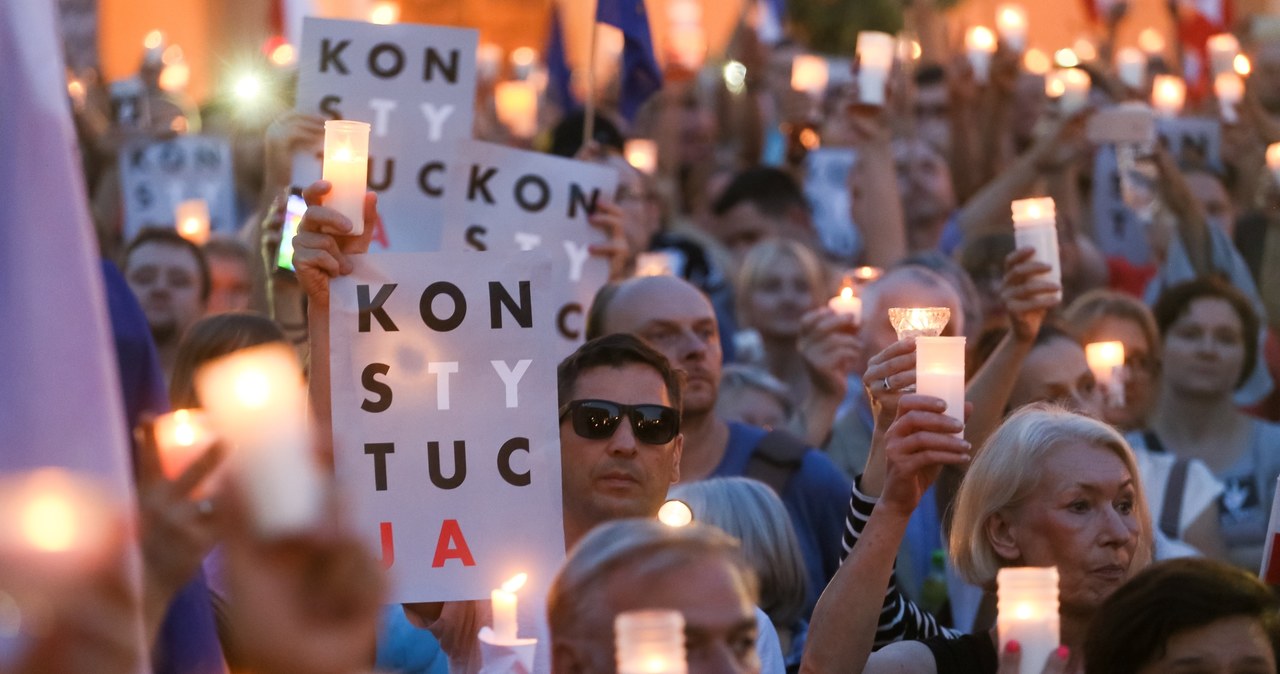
[864,639,938,673]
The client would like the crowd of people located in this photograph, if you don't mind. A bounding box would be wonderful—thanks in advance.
[14,1,1280,673]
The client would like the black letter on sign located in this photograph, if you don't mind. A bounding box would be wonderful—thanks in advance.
[368,42,405,79]
[361,363,393,413]
[567,184,600,219]
[497,437,531,486]
[557,302,583,340]
[420,282,466,332]
[320,39,350,74]
[365,442,395,491]
[513,174,550,213]
[489,281,532,329]
[423,48,460,83]
[418,161,445,196]
[358,284,399,332]
[368,157,394,191]
[467,165,496,204]
[319,95,342,119]
[465,226,487,251]
[427,440,467,489]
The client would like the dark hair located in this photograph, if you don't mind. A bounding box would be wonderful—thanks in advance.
[914,64,947,87]
[557,333,683,415]
[584,281,621,342]
[710,167,807,218]
[169,313,288,408]
[124,227,212,304]
[1085,557,1280,673]
[548,110,626,158]
[1151,276,1259,389]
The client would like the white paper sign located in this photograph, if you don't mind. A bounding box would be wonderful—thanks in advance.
[293,18,478,253]
[118,134,237,240]
[804,147,860,261]
[443,140,619,356]
[329,251,565,602]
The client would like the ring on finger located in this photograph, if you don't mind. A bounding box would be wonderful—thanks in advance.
[882,376,893,392]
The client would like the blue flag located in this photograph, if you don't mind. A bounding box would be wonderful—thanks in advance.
[595,0,663,121]
[546,3,579,113]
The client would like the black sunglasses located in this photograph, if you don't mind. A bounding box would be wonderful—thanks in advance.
[558,399,680,445]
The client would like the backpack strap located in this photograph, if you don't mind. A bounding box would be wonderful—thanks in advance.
[1159,458,1191,540]
[745,429,810,495]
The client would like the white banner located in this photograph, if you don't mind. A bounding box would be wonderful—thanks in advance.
[118,134,238,240]
[329,251,566,602]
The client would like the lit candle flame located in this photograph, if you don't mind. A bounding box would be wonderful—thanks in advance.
[22,494,78,553]
[501,573,528,594]
[840,286,854,300]
[369,0,399,25]
[1235,54,1251,76]
[144,30,164,50]
[967,26,996,52]
[1013,602,1037,620]
[658,499,694,527]
[1138,28,1165,55]
[334,145,352,162]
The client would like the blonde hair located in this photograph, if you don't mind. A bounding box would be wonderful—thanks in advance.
[670,477,808,628]
[734,239,828,332]
[949,404,1153,586]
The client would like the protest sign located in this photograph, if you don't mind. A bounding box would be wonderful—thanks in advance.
[118,134,237,240]
[443,140,618,355]
[804,147,860,261]
[329,250,565,603]
[294,18,477,252]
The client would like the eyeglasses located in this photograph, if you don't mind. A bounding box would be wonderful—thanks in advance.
[558,399,680,445]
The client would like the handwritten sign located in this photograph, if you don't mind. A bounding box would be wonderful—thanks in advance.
[293,18,478,252]
[329,251,565,602]
[443,140,618,356]
[118,135,237,241]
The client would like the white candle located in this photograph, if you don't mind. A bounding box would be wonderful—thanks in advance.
[1085,341,1126,408]
[1206,33,1239,78]
[791,54,829,97]
[153,408,217,482]
[510,47,537,81]
[322,120,371,236]
[625,139,658,176]
[174,198,211,245]
[997,567,1060,674]
[995,5,1028,53]
[1267,143,1280,185]
[194,343,322,536]
[495,81,538,139]
[1137,28,1165,58]
[1114,47,1146,90]
[827,286,862,323]
[1235,53,1252,77]
[856,31,895,106]
[616,610,688,674]
[1215,72,1245,123]
[966,26,997,83]
[369,0,399,25]
[1022,48,1051,75]
[657,499,694,527]
[477,42,503,82]
[915,336,966,430]
[491,572,528,643]
[1046,69,1090,115]
[0,469,116,582]
[1011,197,1062,301]
[1151,74,1185,118]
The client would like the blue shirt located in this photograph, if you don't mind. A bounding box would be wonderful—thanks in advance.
[375,606,450,674]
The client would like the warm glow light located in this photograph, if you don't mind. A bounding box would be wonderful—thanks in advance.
[1023,48,1051,75]
[791,54,829,96]
[798,128,820,149]
[658,500,694,527]
[159,61,190,92]
[21,495,78,553]
[1235,54,1252,76]
[234,370,271,408]
[1013,602,1037,620]
[1072,38,1097,63]
[723,60,747,94]
[1045,72,1066,97]
[967,26,996,52]
[333,145,352,162]
[625,139,658,175]
[1054,49,1080,68]
[1138,29,1165,56]
[67,79,85,103]
[173,412,198,446]
[511,47,537,68]
[1267,143,1280,170]
[853,266,883,282]
[501,573,528,594]
[996,5,1028,52]
[144,30,164,50]
[1206,33,1239,76]
[889,307,951,339]
[840,286,853,300]
[495,80,539,138]
[233,73,263,102]
[270,43,297,67]
[369,0,399,25]
[1151,74,1186,117]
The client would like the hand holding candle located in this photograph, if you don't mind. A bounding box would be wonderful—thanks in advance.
[1085,341,1126,409]
[997,567,1060,674]
[1010,197,1062,301]
[322,120,371,236]
[152,408,219,487]
[855,31,895,106]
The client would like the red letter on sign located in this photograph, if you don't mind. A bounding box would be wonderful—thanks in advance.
[431,519,476,568]
[379,521,395,570]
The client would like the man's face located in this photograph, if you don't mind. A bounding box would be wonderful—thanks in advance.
[893,140,956,229]
[125,242,205,343]
[715,202,777,268]
[206,252,253,315]
[560,364,682,535]
[603,277,723,417]
[609,156,662,257]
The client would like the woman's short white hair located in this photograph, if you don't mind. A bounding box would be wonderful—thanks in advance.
[670,477,808,628]
[949,404,1154,586]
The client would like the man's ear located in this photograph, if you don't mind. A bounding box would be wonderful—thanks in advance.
[668,433,684,485]
[986,511,1023,563]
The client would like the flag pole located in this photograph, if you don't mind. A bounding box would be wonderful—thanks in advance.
[583,0,599,150]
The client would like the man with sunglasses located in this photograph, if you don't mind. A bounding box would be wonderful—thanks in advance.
[586,274,851,619]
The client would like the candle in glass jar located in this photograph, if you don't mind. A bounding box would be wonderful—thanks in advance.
[1215,73,1244,123]
[791,54,828,97]
[1114,47,1146,90]
[152,408,217,482]
[1206,33,1239,78]
[966,26,997,83]
[827,286,862,323]
[915,336,966,431]
[496,81,538,139]
[995,5,1028,53]
[856,31,895,106]
[616,610,688,674]
[1011,197,1061,301]
[1151,75,1185,118]
[322,120,371,236]
[174,198,211,245]
[1085,341,1126,408]
[492,572,528,643]
[997,567,1060,674]
[625,139,658,175]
